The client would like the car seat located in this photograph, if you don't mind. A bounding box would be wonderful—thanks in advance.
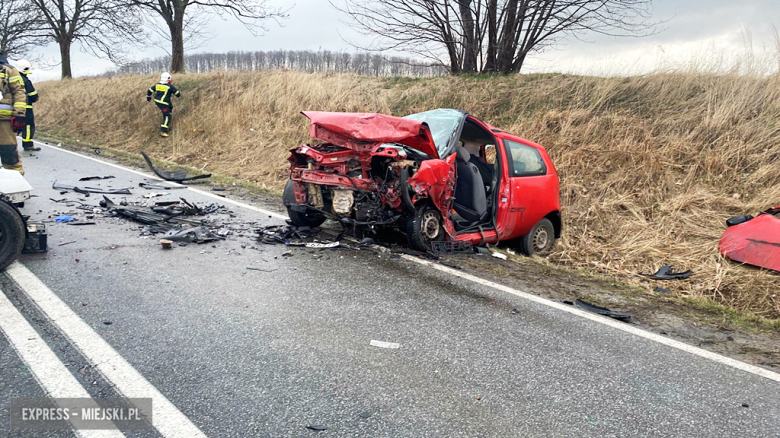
[453,146,488,225]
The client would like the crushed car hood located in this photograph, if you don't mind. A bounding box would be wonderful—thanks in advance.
[302,111,439,158]
[720,210,780,272]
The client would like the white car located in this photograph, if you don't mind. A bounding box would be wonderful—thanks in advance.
[0,169,42,269]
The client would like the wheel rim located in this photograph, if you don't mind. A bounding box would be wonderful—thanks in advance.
[421,210,441,242]
[532,226,550,252]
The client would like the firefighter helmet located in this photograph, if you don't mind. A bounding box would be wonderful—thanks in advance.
[15,59,33,74]
[160,72,172,84]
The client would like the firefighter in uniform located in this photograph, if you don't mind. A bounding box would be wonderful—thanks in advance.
[14,60,40,151]
[146,72,181,137]
[0,52,27,174]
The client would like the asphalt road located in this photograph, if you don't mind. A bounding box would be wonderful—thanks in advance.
[1,143,779,437]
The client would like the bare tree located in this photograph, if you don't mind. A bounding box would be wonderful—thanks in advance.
[334,0,657,74]
[127,0,288,73]
[0,0,46,58]
[29,0,145,78]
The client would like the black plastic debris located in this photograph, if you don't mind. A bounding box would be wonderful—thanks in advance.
[79,176,115,181]
[306,425,327,431]
[358,411,372,419]
[139,182,187,190]
[211,187,226,191]
[53,182,132,195]
[258,224,321,245]
[653,287,671,294]
[431,240,473,256]
[641,265,692,280]
[726,215,753,227]
[141,151,211,183]
[160,227,223,244]
[563,299,631,323]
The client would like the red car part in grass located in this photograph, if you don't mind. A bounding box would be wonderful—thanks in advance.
[284,109,561,255]
[720,207,780,272]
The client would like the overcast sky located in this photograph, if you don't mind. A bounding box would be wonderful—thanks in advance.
[23,0,780,81]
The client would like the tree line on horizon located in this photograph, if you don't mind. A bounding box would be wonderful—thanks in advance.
[1,0,658,79]
[116,50,448,77]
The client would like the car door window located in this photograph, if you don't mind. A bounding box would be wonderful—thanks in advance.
[504,139,546,177]
[484,145,496,165]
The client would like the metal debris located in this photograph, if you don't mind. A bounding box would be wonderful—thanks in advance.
[139,182,187,190]
[53,182,132,195]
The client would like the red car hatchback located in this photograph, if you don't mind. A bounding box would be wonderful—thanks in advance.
[284,109,561,255]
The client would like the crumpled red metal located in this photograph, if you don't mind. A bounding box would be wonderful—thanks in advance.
[301,111,439,158]
[719,208,780,272]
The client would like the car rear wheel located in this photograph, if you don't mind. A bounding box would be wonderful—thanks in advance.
[406,203,445,252]
[0,201,25,270]
[282,180,326,228]
[518,218,555,257]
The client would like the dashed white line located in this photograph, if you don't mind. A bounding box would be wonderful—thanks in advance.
[0,288,126,438]
[6,262,207,437]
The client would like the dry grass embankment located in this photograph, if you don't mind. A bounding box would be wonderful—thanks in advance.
[36,70,780,322]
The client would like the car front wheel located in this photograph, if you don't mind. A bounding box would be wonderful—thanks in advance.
[406,203,445,252]
[0,201,25,270]
[518,218,555,256]
[282,180,326,228]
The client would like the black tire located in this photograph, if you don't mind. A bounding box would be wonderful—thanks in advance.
[0,201,25,270]
[282,180,326,228]
[518,218,555,257]
[406,203,445,252]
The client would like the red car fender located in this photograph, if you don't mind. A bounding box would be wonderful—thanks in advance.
[406,155,457,237]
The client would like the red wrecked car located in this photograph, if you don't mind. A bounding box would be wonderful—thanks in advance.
[283,109,561,255]
[720,207,780,272]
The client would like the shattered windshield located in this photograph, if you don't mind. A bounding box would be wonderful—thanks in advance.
[404,109,465,157]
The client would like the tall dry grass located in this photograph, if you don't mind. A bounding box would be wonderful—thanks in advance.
[36,70,780,319]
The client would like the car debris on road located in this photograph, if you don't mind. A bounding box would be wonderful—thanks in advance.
[563,299,632,323]
[141,151,211,183]
[53,182,132,195]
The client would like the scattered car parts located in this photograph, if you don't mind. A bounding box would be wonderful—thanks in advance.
[53,182,132,195]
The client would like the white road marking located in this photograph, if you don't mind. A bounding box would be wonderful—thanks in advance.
[32,142,780,384]
[34,140,287,220]
[6,262,207,437]
[0,289,126,438]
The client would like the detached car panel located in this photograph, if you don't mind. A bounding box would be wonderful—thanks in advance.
[285,109,561,255]
[720,207,780,272]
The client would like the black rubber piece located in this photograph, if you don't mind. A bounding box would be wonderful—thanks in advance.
[0,201,26,270]
[726,215,753,227]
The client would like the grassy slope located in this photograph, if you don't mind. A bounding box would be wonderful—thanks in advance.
[36,70,780,321]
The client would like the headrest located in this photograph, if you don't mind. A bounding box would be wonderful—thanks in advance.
[455,146,470,163]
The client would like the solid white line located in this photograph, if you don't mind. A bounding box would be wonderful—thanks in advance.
[0,289,126,438]
[34,141,287,220]
[34,141,780,384]
[400,255,780,383]
[6,262,207,438]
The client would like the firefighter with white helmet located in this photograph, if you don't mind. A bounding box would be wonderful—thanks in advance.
[146,72,181,137]
[14,59,40,151]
